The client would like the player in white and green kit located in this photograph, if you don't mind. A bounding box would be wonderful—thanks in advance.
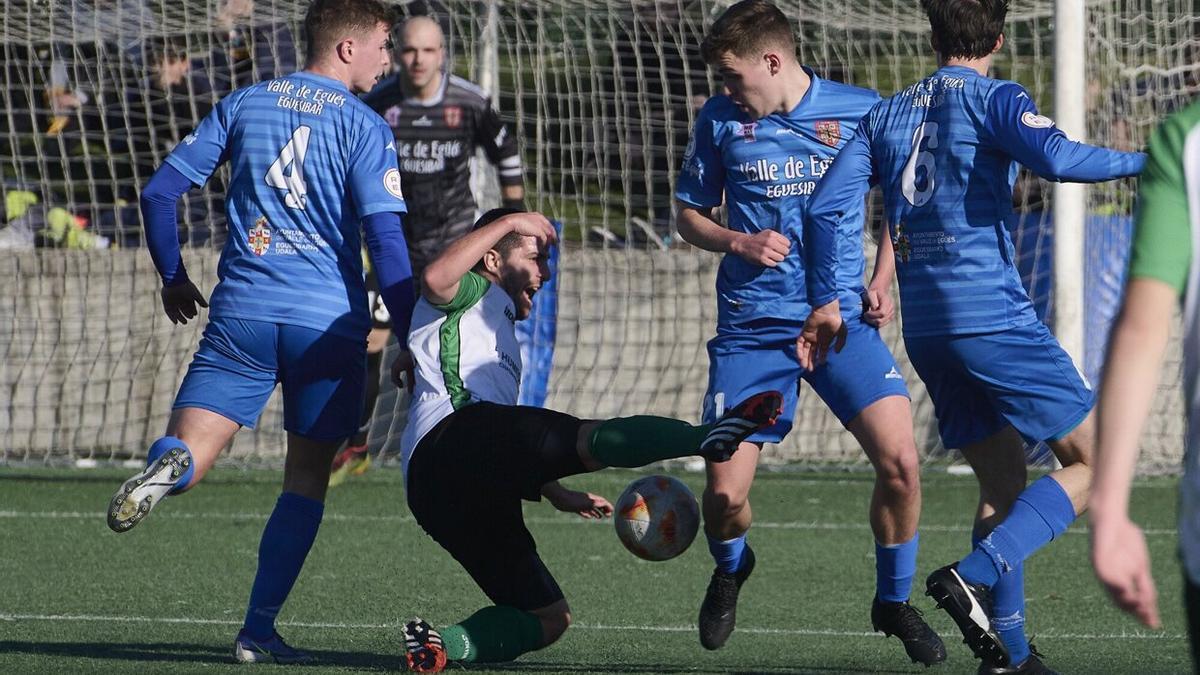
[396,208,783,673]
[1090,98,1200,669]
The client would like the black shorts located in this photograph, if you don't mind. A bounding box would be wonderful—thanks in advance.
[406,402,587,611]
[1187,574,1200,672]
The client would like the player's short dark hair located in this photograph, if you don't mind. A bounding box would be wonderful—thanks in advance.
[304,0,393,60]
[701,0,795,64]
[921,0,1008,60]
[472,208,526,269]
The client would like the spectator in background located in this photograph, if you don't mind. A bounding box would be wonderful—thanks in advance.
[112,36,222,248]
[207,0,298,95]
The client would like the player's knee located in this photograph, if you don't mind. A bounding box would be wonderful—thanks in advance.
[539,609,571,647]
[874,448,920,500]
[703,485,749,523]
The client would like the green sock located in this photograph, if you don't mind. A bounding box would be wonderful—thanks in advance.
[588,416,711,468]
[440,606,544,663]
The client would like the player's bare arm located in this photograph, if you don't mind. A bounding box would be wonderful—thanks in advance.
[420,211,557,305]
[863,226,897,328]
[1090,277,1174,629]
[677,202,790,267]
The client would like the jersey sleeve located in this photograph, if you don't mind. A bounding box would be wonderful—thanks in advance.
[984,83,1145,182]
[347,119,408,218]
[164,93,238,186]
[434,271,491,312]
[476,102,523,188]
[1129,108,1195,295]
[675,103,725,208]
[805,111,878,307]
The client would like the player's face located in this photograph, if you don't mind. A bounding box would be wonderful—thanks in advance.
[497,236,553,320]
[715,50,776,119]
[398,20,445,92]
[347,22,393,93]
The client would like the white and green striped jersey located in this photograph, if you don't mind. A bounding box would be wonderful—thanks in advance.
[1130,98,1200,585]
[399,271,522,479]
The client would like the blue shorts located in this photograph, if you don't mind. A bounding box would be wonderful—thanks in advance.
[904,321,1095,449]
[702,316,910,443]
[174,317,366,441]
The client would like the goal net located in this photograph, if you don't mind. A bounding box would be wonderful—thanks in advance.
[0,0,1186,472]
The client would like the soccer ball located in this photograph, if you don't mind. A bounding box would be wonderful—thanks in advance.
[614,475,700,561]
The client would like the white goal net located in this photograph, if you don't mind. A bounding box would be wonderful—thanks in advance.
[0,0,1186,472]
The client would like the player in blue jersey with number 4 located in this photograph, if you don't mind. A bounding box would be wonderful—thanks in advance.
[103,0,415,665]
[804,1,1145,672]
[675,0,945,666]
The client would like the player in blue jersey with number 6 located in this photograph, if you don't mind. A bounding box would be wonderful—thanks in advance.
[804,1,1145,672]
[675,0,945,666]
[103,0,415,664]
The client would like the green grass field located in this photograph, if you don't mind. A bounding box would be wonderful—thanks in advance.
[0,466,1190,673]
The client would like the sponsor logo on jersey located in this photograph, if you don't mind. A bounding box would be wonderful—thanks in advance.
[384,168,405,199]
[384,105,402,127]
[739,121,757,142]
[248,216,271,255]
[893,222,911,263]
[444,105,462,129]
[815,120,841,147]
[1021,111,1054,129]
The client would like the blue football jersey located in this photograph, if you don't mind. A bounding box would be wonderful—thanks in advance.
[676,69,880,326]
[166,71,407,340]
[806,65,1145,336]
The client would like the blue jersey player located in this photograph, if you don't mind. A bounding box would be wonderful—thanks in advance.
[675,1,945,665]
[804,1,1145,672]
[104,0,414,664]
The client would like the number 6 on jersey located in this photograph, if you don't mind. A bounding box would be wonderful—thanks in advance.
[266,125,311,210]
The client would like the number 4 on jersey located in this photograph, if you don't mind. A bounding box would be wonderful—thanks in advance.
[266,126,311,210]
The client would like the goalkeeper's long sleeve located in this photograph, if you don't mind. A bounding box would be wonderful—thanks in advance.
[362,211,416,341]
[140,163,193,287]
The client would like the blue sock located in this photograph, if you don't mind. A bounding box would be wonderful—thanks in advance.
[974,530,1030,664]
[958,476,1076,588]
[243,492,324,641]
[147,436,194,494]
[875,534,919,603]
[707,533,747,574]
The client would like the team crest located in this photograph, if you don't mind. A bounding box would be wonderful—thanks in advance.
[248,216,271,256]
[815,120,841,147]
[444,105,462,129]
[739,121,757,142]
[892,222,910,263]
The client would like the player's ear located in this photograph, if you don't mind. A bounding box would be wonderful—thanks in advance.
[482,248,502,274]
[764,51,781,76]
[992,34,1005,54]
[335,38,354,64]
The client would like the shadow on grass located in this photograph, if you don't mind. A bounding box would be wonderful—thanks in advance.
[466,660,921,674]
[0,640,402,670]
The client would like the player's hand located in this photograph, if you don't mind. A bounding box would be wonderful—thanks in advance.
[796,299,847,371]
[160,280,208,325]
[730,229,790,267]
[506,212,558,246]
[1090,512,1161,628]
[862,286,895,328]
[390,350,415,389]
[547,489,613,520]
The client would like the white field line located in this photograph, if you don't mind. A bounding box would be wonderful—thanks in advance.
[0,509,1180,537]
[0,613,1186,640]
